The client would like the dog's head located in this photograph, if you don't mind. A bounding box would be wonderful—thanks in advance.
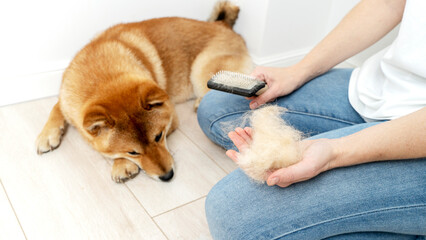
[82,81,175,181]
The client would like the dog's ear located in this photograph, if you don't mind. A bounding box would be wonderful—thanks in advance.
[139,82,169,110]
[83,105,115,136]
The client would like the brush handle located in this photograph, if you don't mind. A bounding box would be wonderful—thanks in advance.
[255,85,268,96]
[207,80,267,97]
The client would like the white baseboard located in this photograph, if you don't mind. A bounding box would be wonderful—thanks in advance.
[252,49,360,69]
[251,48,310,67]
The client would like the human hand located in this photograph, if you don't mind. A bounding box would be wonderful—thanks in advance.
[265,139,337,187]
[225,127,253,161]
[226,127,338,187]
[248,65,307,109]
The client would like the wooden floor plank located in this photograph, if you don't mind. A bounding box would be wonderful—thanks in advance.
[175,101,238,174]
[125,130,227,217]
[0,180,26,240]
[154,198,212,240]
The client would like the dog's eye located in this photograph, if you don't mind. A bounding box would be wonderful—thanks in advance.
[128,151,140,156]
[155,132,163,142]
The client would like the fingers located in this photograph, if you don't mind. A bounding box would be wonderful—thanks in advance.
[249,67,277,109]
[228,131,247,152]
[266,161,317,187]
[227,127,253,153]
[225,149,239,162]
[226,127,253,163]
[249,88,276,109]
[235,127,252,145]
[243,127,253,137]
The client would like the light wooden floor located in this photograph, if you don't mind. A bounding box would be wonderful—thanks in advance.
[0,96,237,240]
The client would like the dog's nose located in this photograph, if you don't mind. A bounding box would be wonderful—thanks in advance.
[159,169,174,182]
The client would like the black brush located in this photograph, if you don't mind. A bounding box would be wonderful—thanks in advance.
[207,71,267,97]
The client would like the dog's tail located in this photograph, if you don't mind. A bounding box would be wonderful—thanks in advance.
[207,1,240,28]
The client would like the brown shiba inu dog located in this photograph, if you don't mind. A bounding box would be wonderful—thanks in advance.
[36,1,252,183]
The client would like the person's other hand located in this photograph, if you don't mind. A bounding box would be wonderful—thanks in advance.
[225,127,253,161]
[265,139,337,187]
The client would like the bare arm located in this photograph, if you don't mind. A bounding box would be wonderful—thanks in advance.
[250,0,406,109]
[331,107,426,169]
[297,0,406,81]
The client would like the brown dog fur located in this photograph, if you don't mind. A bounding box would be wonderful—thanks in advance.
[36,1,252,182]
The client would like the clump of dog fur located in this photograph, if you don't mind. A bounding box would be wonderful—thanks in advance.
[236,106,303,183]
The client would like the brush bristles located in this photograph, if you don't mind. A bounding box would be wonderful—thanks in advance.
[211,70,260,90]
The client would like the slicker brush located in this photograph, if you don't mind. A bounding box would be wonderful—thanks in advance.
[207,70,267,97]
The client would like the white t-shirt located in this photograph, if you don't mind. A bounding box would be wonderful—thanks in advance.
[348,0,426,122]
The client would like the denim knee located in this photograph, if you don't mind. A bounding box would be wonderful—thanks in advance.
[205,182,226,239]
[197,94,228,148]
[205,160,426,240]
[197,91,243,149]
[196,96,213,140]
[205,170,244,240]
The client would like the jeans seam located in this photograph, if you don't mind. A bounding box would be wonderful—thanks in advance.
[285,110,361,125]
[268,204,426,240]
[208,110,249,145]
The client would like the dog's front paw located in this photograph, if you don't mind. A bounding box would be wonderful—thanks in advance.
[111,159,140,183]
[36,126,65,155]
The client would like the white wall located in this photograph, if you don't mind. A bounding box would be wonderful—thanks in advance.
[0,0,216,106]
[237,0,334,66]
[235,0,348,67]
[0,0,218,76]
[0,0,397,107]
[237,0,398,67]
[325,0,399,67]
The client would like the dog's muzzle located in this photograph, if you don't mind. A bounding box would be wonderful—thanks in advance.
[159,169,174,182]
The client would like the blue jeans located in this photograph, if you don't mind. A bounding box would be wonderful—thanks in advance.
[197,69,426,239]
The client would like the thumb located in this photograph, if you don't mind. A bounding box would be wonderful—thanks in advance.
[266,162,314,187]
[249,87,275,109]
